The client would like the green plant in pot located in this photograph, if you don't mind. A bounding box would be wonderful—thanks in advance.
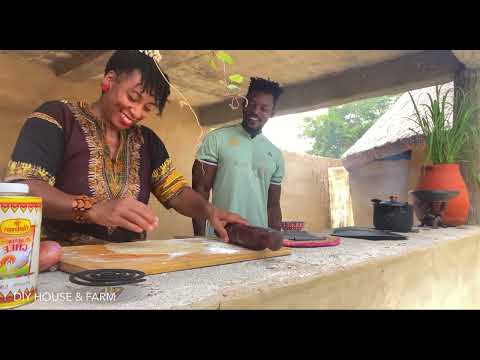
[408,84,479,226]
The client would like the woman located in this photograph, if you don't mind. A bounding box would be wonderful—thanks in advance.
[3,50,246,246]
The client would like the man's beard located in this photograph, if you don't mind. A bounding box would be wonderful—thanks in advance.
[241,118,263,138]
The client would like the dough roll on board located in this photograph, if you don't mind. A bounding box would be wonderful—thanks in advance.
[223,224,284,251]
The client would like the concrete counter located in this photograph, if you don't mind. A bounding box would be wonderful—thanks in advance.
[21,226,480,309]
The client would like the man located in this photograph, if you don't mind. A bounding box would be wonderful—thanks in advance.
[192,77,285,237]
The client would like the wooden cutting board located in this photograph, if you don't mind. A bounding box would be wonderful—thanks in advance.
[59,238,291,275]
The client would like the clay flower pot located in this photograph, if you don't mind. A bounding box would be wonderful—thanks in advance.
[414,164,470,226]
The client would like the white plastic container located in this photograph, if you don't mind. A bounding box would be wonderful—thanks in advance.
[0,183,42,309]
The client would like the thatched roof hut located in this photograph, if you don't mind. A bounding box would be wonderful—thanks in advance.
[341,81,454,170]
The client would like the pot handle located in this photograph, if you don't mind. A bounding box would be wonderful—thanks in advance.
[389,195,400,202]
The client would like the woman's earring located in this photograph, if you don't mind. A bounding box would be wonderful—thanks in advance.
[101,83,110,93]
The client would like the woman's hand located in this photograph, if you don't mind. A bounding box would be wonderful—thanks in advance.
[206,205,248,242]
[87,197,159,233]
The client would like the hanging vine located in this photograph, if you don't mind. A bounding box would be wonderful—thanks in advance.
[139,50,247,144]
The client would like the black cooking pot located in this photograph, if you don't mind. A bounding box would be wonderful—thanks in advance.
[371,196,413,232]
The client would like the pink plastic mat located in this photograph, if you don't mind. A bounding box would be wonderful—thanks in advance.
[283,236,341,248]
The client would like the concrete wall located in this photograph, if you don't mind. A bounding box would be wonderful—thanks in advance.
[0,53,100,178]
[0,53,339,240]
[348,144,426,227]
[407,144,427,203]
[280,152,342,233]
[349,159,410,227]
[218,232,480,309]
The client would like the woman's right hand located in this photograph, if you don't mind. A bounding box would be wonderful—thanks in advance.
[87,197,159,233]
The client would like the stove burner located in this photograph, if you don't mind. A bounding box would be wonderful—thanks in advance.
[69,269,146,286]
[418,202,448,228]
[411,190,460,229]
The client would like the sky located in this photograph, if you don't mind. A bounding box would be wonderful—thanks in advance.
[262,108,328,154]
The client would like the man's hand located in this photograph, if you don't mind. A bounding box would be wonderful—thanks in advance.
[205,205,248,243]
[87,197,159,233]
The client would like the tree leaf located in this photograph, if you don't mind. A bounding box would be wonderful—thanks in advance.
[228,74,244,84]
[216,51,234,65]
[302,95,398,158]
[226,84,241,92]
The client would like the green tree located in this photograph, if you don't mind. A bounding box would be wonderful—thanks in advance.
[302,95,399,158]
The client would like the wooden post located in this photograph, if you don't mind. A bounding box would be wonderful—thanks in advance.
[454,66,480,224]
[328,166,354,228]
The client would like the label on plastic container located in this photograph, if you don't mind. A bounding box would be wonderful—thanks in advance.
[0,197,42,309]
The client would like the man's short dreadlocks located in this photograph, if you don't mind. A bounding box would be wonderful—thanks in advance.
[246,77,283,106]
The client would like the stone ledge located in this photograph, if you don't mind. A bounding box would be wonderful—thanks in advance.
[21,226,480,309]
